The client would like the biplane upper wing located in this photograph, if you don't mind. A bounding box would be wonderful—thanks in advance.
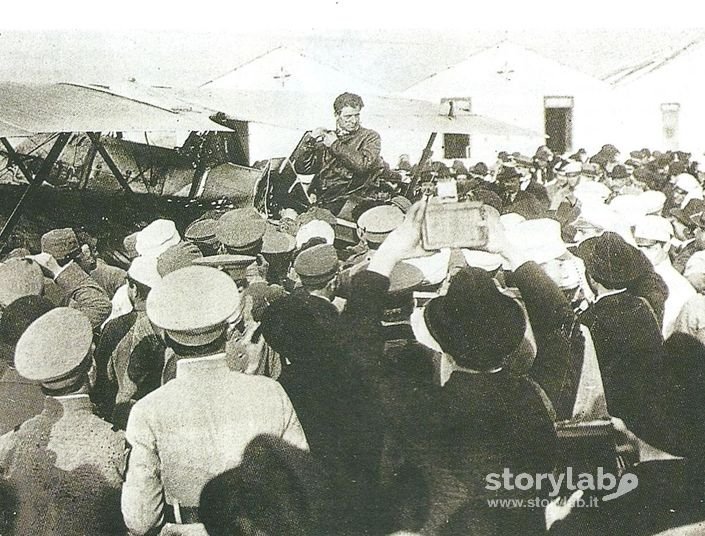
[0,82,232,137]
[165,87,539,138]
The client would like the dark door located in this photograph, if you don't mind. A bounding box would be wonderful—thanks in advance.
[545,107,572,154]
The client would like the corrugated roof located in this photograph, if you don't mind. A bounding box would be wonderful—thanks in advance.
[0,82,230,138]
[603,33,705,86]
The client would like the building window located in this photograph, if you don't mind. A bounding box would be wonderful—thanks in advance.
[661,103,680,148]
[440,97,472,159]
[443,133,471,159]
[544,96,574,154]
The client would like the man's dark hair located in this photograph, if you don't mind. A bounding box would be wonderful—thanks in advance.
[56,248,82,268]
[333,92,364,114]
[127,276,151,302]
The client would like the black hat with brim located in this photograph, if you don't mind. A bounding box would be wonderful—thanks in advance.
[424,267,525,370]
[576,232,650,289]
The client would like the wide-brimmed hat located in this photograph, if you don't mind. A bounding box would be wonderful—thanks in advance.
[424,267,525,370]
[576,232,650,289]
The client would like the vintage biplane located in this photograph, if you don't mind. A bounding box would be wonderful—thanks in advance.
[0,81,538,262]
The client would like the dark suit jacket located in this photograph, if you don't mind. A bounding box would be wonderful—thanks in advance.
[509,262,585,421]
[579,291,664,433]
[503,190,546,219]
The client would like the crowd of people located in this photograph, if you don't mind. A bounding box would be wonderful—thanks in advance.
[3,90,705,535]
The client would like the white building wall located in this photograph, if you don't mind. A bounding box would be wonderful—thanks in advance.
[402,42,617,162]
[609,43,705,154]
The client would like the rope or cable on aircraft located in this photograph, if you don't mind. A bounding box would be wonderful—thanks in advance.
[26,133,60,156]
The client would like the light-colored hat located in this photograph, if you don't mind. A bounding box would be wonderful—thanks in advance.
[461,250,503,272]
[574,181,611,204]
[135,219,181,258]
[357,205,405,244]
[558,161,582,174]
[128,256,162,289]
[573,203,618,232]
[499,213,526,230]
[684,251,705,278]
[639,191,666,215]
[123,232,140,261]
[405,249,451,286]
[609,195,647,226]
[674,173,702,194]
[147,266,240,347]
[509,218,567,264]
[295,220,336,249]
[0,259,44,307]
[193,254,256,282]
[633,215,673,244]
[15,308,93,388]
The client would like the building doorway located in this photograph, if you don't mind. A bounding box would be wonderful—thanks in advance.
[544,96,574,154]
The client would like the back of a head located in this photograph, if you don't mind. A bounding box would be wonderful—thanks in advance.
[260,294,339,364]
[0,295,54,365]
[200,435,330,536]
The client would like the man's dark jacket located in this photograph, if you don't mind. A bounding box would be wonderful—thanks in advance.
[294,127,382,210]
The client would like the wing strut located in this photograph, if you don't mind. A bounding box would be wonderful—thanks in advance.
[0,132,72,247]
[86,132,134,193]
[0,138,34,183]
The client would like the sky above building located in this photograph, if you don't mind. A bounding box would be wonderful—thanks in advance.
[0,28,701,92]
[0,1,702,91]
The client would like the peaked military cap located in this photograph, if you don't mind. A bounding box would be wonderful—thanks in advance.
[157,242,204,277]
[216,210,267,252]
[293,244,339,286]
[357,205,404,244]
[15,307,93,388]
[147,265,240,347]
[41,228,80,262]
[193,254,256,282]
[262,227,297,255]
[185,219,218,243]
[383,262,425,321]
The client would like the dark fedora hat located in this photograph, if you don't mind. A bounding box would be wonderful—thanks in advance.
[424,267,525,370]
[576,232,650,289]
[497,165,523,182]
[469,162,489,177]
